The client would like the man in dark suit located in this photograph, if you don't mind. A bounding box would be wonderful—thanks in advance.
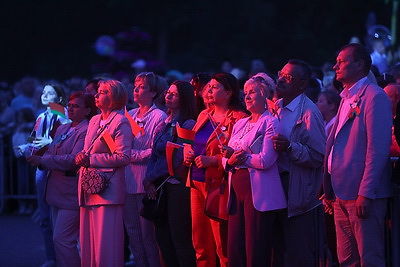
[323,43,392,266]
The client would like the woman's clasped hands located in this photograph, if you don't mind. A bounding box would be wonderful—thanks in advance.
[75,152,90,167]
[220,145,248,166]
[183,144,217,168]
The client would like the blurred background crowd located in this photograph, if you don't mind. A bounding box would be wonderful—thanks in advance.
[1,0,400,227]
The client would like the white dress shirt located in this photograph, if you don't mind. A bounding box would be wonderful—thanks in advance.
[328,77,367,173]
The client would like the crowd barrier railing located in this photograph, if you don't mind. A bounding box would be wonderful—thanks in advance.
[0,133,36,214]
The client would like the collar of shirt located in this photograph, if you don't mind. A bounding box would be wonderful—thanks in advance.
[43,109,52,117]
[340,76,367,99]
[131,104,157,120]
[275,94,303,173]
[277,93,303,112]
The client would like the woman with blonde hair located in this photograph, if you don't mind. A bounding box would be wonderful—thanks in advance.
[124,72,167,267]
[75,79,133,266]
[221,76,286,266]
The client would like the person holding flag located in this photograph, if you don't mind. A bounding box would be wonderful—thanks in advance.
[143,80,197,267]
[75,79,133,267]
[23,83,68,267]
[183,73,247,267]
[124,72,167,267]
[221,76,286,266]
[27,91,97,267]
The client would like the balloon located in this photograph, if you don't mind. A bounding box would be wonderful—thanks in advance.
[95,35,116,56]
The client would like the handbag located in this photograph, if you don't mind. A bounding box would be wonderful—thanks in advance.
[140,177,170,221]
[80,113,117,194]
[81,167,110,194]
[204,176,229,222]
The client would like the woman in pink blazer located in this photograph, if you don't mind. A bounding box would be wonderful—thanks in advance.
[27,92,97,267]
[75,79,133,267]
[222,77,287,267]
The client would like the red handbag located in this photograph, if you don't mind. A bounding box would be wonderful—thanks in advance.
[204,176,229,222]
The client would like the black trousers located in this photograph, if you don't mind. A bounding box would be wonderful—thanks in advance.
[154,182,196,267]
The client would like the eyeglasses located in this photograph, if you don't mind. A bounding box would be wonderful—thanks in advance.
[277,71,305,82]
[164,90,179,97]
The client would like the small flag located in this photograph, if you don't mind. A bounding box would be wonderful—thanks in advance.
[125,108,144,137]
[213,125,228,144]
[166,141,184,176]
[49,102,67,119]
[347,105,361,119]
[33,117,42,132]
[176,122,195,145]
[206,113,228,146]
[100,129,116,154]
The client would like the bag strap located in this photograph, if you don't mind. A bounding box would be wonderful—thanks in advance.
[156,176,171,191]
[85,112,118,155]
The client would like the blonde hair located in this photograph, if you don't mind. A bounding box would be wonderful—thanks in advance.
[98,79,128,110]
[135,72,168,100]
[245,76,270,99]
[250,73,275,99]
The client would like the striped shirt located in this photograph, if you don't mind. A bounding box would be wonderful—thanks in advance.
[33,108,69,139]
[125,104,167,194]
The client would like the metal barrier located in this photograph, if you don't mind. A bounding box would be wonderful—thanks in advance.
[0,133,36,214]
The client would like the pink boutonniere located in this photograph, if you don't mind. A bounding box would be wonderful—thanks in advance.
[269,102,280,119]
[348,97,361,119]
[270,106,278,117]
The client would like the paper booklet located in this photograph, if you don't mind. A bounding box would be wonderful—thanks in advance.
[249,134,263,154]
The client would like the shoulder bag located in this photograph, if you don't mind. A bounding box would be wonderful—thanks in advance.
[81,115,116,194]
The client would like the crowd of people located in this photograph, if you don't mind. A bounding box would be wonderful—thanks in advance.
[0,42,399,267]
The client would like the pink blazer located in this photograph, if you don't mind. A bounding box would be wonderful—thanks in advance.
[324,79,393,200]
[42,120,88,210]
[222,111,287,212]
[78,110,133,206]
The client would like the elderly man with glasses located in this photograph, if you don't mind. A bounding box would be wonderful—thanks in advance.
[271,59,327,266]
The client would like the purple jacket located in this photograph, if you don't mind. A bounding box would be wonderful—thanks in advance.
[323,79,392,200]
[223,110,287,212]
[43,120,88,210]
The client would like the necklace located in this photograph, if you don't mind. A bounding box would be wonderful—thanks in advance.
[239,121,255,139]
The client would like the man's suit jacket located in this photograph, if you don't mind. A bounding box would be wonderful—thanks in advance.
[78,110,133,206]
[42,120,88,210]
[323,78,392,200]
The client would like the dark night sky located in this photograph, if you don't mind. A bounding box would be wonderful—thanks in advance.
[0,0,395,82]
